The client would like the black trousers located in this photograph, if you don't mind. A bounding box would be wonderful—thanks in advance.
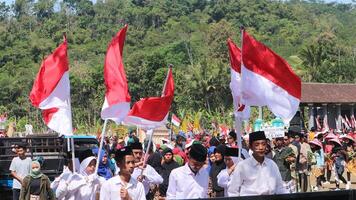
[12,189,20,200]
[298,173,308,192]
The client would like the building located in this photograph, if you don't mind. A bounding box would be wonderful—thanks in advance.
[300,83,356,131]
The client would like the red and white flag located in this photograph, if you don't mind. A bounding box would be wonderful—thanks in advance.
[0,114,7,123]
[241,30,301,122]
[30,37,72,136]
[345,115,352,128]
[101,25,131,124]
[322,115,329,133]
[123,67,174,129]
[341,116,350,130]
[171,114,181,126]
[227,38,250,120]
[351,115,356,129]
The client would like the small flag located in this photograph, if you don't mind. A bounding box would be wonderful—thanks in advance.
[171,114,181,127]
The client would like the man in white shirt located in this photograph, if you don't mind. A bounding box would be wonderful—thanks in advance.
[228,131,288,197]
[9,142,32,200]
[166,143,209,199]
[129,142,163,200]
[100,146,145,200]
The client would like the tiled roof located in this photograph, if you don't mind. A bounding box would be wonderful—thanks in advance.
[301,83,356,104]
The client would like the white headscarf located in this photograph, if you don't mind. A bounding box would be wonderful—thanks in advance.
[80,156,96,176]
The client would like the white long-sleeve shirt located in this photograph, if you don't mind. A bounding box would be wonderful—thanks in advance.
[100,175,146,200]
[227,156,288,197]
[56,173,104,200]
[132,164,163,195]
[166,164,209,199]
[217,169,230,197]
[50,168,74,200]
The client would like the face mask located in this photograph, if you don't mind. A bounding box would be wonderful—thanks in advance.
[32,168,40,175]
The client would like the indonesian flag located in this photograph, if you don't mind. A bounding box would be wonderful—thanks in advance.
[171,114,181,126]
[101,25,131,123]
[351,115,356,129]
[0,114,7,123]
[30,37,73,136]
[341,116,350,130]
[345,115,352,128]
[322,114,329,133]
[227,38,250,120]
[241,30,301,122]
[315,116,322,131]
[123,67,174,129]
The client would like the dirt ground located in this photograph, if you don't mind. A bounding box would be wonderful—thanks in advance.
[309,172,356,191]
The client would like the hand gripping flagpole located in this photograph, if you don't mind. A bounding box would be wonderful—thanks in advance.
[95,119,108,174]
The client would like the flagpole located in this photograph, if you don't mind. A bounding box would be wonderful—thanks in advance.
[70,137,76,173]
[63,32,76,173]
[141,129,153,176]
[235,26,245,159]
[95,119,108,174]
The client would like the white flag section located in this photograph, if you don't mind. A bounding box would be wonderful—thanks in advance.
[30,38,73,136]
[230,67,251,120]
[241,30,301,123]
[101,25,131,124]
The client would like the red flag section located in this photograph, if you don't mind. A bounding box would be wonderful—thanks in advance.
[101,25,131,124]
[123,67,174,129]
[241,30,301,122]
[29,38,73,136]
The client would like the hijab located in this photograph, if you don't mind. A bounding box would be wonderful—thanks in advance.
[30,161,43,179]
[92,148,112,180]
[80,156,96,176]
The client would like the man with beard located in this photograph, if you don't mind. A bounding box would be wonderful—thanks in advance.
[166,143,209,199]
[158,148,179,198]
[100,146,145,200]
[228,131,287,196]
[130,142,163,200]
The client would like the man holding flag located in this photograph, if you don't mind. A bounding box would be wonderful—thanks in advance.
[228,28,301,196]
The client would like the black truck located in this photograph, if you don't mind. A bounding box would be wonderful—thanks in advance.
[0,134,98,199]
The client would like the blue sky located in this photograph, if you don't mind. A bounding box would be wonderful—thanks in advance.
[1,0,355,6]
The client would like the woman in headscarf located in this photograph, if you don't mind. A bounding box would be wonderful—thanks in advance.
[217,147,242,197]
[210,144,226,197]
[92,148,114,180]
[19,160,55,200]
[67,155,105,200]
[309,139,324,191]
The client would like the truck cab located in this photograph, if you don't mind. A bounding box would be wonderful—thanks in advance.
[0,134,98,197]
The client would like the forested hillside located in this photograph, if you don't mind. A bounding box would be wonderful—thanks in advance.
[0,0,355,132]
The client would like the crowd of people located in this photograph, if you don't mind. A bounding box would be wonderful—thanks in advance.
[8,127,356,199]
